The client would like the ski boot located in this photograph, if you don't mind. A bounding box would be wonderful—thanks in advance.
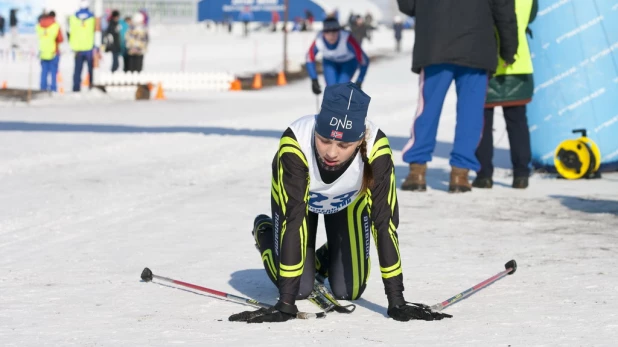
[252,214,273,251]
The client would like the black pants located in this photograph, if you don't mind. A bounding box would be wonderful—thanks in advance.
[127,55,144,73]
[111,52,120,72]
[256,195,371,301]
[122,54,130,72]
[476,106,532,178]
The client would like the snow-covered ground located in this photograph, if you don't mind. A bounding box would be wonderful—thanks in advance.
[1,24,618,346]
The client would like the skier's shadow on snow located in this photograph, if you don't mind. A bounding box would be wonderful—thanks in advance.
[228,269,388,316]
[0,121,512,169]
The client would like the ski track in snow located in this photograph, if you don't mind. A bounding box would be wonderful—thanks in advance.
[1,26,618,347]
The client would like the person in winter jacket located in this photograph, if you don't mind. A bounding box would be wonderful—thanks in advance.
[474,0,538,190]
[0,14,6,37]
[119,16,131,72]
[228,83,452,323]
[9,8,18,48]
[36,13,64,91]
[397,0,518,193]
[68,1,95,91]
[125,12,148,73]
[393,16,404,52]
[104,10,122,72]
[306,17,370,95]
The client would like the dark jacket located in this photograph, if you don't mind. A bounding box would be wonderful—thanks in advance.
[104,18,122,53]
[486,0,539,107]
[397,0,518,74]
[9,9,18,27]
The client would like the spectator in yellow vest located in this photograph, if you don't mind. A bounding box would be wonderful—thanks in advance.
[473,0,538,189]
[68,1,95,91]
[36,13,63,92]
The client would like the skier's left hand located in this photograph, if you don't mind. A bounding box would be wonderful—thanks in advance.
[228,301,297,323]
[355,81,363,90]
[387,302,453,322]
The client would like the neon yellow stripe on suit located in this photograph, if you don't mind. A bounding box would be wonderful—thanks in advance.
[271,178,280,205]
[369,137,390,162]
[262,249,277,280]
[346,194,368,299]
[279,217,307,277]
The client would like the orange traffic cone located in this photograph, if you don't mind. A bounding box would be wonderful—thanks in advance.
[230,78,242,91]
[82,73,90,87]
[56,73,64,94]
[154,82,165,100]
[252,73,262,90]
[1,81,7,89]
[277,71,287,86]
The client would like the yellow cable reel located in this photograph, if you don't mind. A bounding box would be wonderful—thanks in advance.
[554,129,601,179]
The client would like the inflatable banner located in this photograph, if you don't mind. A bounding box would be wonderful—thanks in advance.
[527,0,618,171]
[198,0,326,23]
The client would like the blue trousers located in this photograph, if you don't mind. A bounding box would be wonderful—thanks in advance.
[402,63,487,171]
[73,50,94,92]
[40,55,59,91]
[322,59,358,85]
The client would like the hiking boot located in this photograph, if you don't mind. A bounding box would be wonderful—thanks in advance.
[252,214,273,251]
[449,166,471,193]
[472,177,493,189]
[401,163,427,191]
[512,176,529,189]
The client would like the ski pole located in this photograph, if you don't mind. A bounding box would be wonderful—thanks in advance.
[315,94,320,113]
[430,259,517,312]
[140,267,326,319]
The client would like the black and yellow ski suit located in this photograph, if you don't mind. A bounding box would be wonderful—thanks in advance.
[254,122,405,307]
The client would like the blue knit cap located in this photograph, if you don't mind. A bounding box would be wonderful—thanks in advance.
[315,82,370,142]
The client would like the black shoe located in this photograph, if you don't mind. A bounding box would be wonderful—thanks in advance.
[472,177,493,189]
[252,214,273,250]
[512,176,529,189]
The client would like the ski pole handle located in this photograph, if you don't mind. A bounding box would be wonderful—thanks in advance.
[430,260,517,312]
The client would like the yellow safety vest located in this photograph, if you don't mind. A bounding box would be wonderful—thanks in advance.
[36,23,60,60]
[69,15,95,52]
[495,0,534,75]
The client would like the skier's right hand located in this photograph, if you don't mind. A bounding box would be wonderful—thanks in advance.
[228,301,297,323]
[311,79,322,95]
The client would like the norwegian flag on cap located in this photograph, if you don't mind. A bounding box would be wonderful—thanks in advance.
[330,130,343,139]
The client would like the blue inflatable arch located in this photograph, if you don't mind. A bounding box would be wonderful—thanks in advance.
[527,0,618,171]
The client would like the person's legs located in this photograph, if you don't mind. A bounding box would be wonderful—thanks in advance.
[322,194,371,300]
[475,107,495,179]
[401,64,455,165]
[322,60,339,86]
[85,50,94,87]
[49,55,59,92]
[450,66,488,172]
[40,59,50,90]
[337,59,358,83]
[503,105,532,179]
[135,54,144,72]
[73,52,85,92]
[111,52,119,72]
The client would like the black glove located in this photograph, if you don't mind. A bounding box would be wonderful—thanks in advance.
[229,301,298,323]
[526,27,534,39]
[311,79,322,95]
[387,302,453,322]
[355,81,363,90]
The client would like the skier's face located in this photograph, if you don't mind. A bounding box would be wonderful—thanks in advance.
[323,30,339,44]
[314,132,362,169]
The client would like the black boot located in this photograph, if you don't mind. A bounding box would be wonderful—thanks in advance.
[512,176,529,189]
[472,177,493,188]
[252,214,273,251]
